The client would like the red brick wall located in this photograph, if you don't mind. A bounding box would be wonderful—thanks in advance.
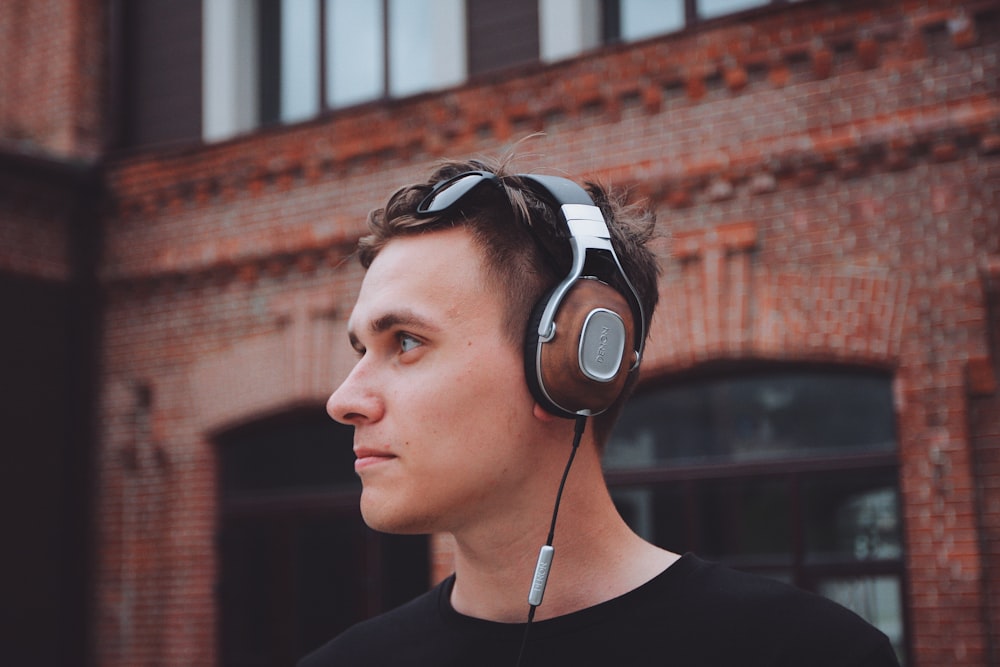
[82,0,1000,665]
[0,0,106,160]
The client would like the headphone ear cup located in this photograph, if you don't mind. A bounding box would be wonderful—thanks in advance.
[525,279,636,418]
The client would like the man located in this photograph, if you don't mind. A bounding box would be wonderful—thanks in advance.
[301,156,899,666]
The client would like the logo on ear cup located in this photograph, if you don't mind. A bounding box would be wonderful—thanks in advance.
[579,310,626,382]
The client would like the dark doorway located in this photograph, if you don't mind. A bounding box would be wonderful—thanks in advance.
[216,409,429,666]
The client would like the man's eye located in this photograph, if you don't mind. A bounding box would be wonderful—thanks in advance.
[399,333,422,354]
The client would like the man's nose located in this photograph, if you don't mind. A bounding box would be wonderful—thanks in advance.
[326,362,384,426]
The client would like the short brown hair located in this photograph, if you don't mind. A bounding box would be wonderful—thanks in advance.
[358,155,660,445]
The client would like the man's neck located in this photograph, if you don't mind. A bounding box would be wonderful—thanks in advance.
[446,447,679,623]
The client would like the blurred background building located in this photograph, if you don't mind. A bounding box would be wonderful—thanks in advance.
[1,0,997,665]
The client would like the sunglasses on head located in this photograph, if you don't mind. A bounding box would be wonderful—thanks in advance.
[415,170,502,216]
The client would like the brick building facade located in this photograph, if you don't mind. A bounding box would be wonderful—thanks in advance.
[2,0,998,665]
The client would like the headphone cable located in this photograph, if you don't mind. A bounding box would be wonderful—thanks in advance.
[514,414,588,667]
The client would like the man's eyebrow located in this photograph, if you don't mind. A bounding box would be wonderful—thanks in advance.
[347,310,441,351]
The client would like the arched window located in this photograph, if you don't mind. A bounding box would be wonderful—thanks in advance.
[216,409,429,667]
[605,367,907,663]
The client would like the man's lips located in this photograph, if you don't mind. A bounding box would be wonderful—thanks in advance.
[354,448,397,472]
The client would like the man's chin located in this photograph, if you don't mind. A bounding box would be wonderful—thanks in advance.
[360,494,433,535]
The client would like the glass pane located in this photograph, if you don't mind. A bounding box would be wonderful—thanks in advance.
[539,0,601,62]
[326,0,385,107]
[220,512,430,666]
[698,0,769,20]
[294,514,370,658]
[218,410,359,497]
[218,518,286,664]
[389,0,434,96]
[281,0,320,122]
[803,471,901,562]
[605,370,896,469]
[295,516,430,651]
[697,478,792,561]
[818,576,906,664]
[610,484,688,552]
[621,0,684,41]
[388,0,465,97]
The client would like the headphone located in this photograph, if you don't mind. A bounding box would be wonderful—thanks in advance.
[518,175,646,419]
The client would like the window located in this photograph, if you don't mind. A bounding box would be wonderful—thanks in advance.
[604,368,906,663]
[216,410,429,667]
[202,0,464,141]
[388,0,466,96]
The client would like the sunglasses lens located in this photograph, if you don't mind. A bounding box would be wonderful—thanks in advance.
[417,172,498,214]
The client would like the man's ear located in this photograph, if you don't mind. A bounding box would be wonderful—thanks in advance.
[532,402,561,422]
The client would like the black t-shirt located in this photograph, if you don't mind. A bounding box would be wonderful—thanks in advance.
[299,553,900,666]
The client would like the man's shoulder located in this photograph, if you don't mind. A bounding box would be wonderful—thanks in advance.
[686,556,869,624]
[298,579,447,667]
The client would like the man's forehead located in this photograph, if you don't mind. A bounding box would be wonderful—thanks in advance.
[359,228,487,292]
[346,228,490,332]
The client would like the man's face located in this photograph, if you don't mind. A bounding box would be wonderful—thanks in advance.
[327,227,540,535]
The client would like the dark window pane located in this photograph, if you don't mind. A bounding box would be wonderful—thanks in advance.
[219,519,288,664]
[803,471,902,563]
[218,409,358,497]
[611,484,688,551]
[219,512,429,667]
[292,515,428,653]
[292,514,371,652]
[817,575,906,663]
[697,477,792,562]
[606,369,896,468]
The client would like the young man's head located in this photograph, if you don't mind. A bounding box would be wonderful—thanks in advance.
[327,156,659,534]
[355,156,660,445]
